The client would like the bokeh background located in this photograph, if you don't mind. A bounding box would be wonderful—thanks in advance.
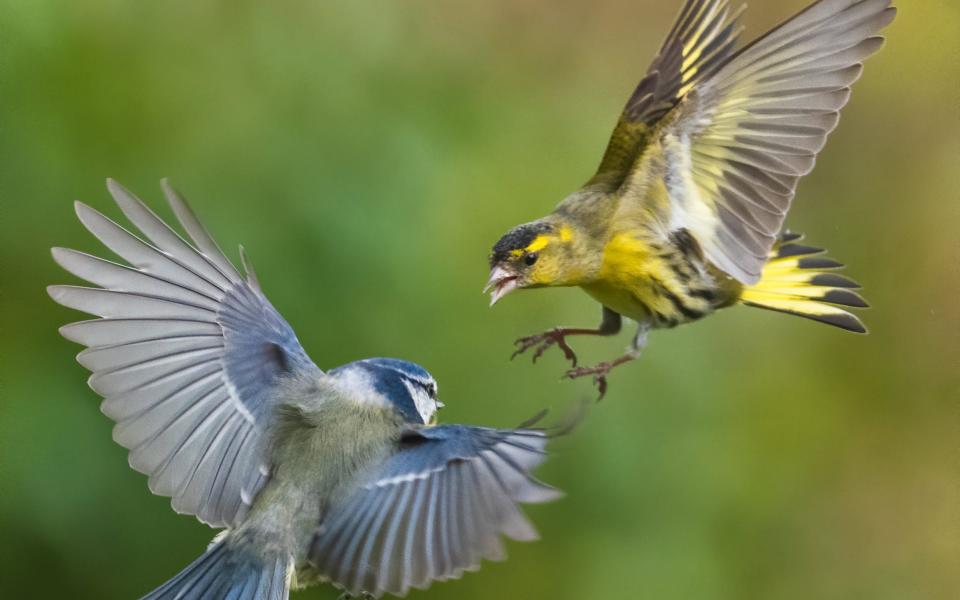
[1,1,958,598]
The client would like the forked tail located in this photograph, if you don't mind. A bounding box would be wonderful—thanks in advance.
[740,233,868,333]
[141,536,291,600]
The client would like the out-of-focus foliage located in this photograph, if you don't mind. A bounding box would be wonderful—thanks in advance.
[1,1,957,598]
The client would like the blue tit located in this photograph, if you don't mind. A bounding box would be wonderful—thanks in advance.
[48,180,561,599]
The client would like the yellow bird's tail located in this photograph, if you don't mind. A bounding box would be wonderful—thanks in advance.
[739,233,868,333]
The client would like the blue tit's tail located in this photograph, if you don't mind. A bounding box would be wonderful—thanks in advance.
[141,537,291,600]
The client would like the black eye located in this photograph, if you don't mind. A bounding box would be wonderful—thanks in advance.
[524,252,539,266]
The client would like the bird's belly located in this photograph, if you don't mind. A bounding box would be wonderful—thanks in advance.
[581,280,656,323]
[581,232,718,328]
[237,415,396,570]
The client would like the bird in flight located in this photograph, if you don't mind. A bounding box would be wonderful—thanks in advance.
[485,0,895,397]
[50,180,561,599]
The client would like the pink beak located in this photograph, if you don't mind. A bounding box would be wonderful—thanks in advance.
[484,266,519,306]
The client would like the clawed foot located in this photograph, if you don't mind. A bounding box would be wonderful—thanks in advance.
[511,328,579,367]
[564,363,613,400]
[564,355,637,400]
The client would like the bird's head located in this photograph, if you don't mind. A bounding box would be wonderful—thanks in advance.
[329,358,443,425]
[486,219,579,305]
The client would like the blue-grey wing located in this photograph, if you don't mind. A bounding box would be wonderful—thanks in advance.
[48,179,322,528]
[309,424,560,598]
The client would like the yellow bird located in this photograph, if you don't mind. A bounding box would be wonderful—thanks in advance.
[485,0,895,397]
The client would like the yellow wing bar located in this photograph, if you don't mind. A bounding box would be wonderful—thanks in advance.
[593,0,744,187]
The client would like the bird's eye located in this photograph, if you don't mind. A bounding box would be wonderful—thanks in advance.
[524,252,539,266]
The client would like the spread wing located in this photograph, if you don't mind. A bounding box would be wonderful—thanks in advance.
[592,0,745,187]
[309,425,560,598]
[49,179,322,528]
[642,0,896,283]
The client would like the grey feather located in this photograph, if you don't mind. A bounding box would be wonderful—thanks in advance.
[309,425,559,598]
[51,248,220,310]
[663,0,895,283]
[141,539,290,600]
[77,337,222,373]
[107,179,237,289]
[59,318,222,347]
[74,202,225,298]
[161,178,243,283]
[50,180,322,527]
[47,286,215,321]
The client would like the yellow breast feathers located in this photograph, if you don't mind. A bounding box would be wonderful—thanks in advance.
[582,232,711,326]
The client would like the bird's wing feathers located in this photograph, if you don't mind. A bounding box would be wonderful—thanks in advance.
[309,425,559,598]
[644,0,895,283]
[593,0,744,186]
[49,180,321,528]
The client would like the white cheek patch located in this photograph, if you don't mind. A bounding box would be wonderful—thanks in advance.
[401,379,437,424]
[336,368,389,409]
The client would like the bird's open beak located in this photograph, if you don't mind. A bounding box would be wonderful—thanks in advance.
[484,265,519,306]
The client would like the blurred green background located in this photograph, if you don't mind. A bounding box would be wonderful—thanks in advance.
[1,0,958,598]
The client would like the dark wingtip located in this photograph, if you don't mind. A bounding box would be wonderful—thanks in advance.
[742,302,868,334]
[777,244,825,258]
[550,399,589,438]
[515,409,549,431]
[779,231,805,244]
[822,289,870,309]
[515,400,587,439]
[818,311,868,334]
[810,273,861,289]
[798,257,844,270]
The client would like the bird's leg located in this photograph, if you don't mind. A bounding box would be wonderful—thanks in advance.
[565,322,650,400]
[512,308,622,367]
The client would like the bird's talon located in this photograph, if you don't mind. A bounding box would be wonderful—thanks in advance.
[511,329,579,368]
[565,363,616,400]
[595,376,608,401]
[556,338,578,368]
[532,346,547,363]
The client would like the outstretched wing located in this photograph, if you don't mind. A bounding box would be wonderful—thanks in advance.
[593,0,745,187]
[649,0,896,283]
[49,179,321,528]
[309,425,560,598]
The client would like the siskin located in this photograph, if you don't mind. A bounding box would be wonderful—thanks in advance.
[486,0,895,397]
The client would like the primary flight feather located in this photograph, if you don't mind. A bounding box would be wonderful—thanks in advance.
[486,0,895,397]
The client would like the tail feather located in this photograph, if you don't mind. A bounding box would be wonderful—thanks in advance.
[740,233,868,333]
[141,538,291,600]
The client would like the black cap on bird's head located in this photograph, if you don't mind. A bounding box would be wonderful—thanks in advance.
[489,222,553,267]
[330,358,443,425]
[486,220,569,305]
